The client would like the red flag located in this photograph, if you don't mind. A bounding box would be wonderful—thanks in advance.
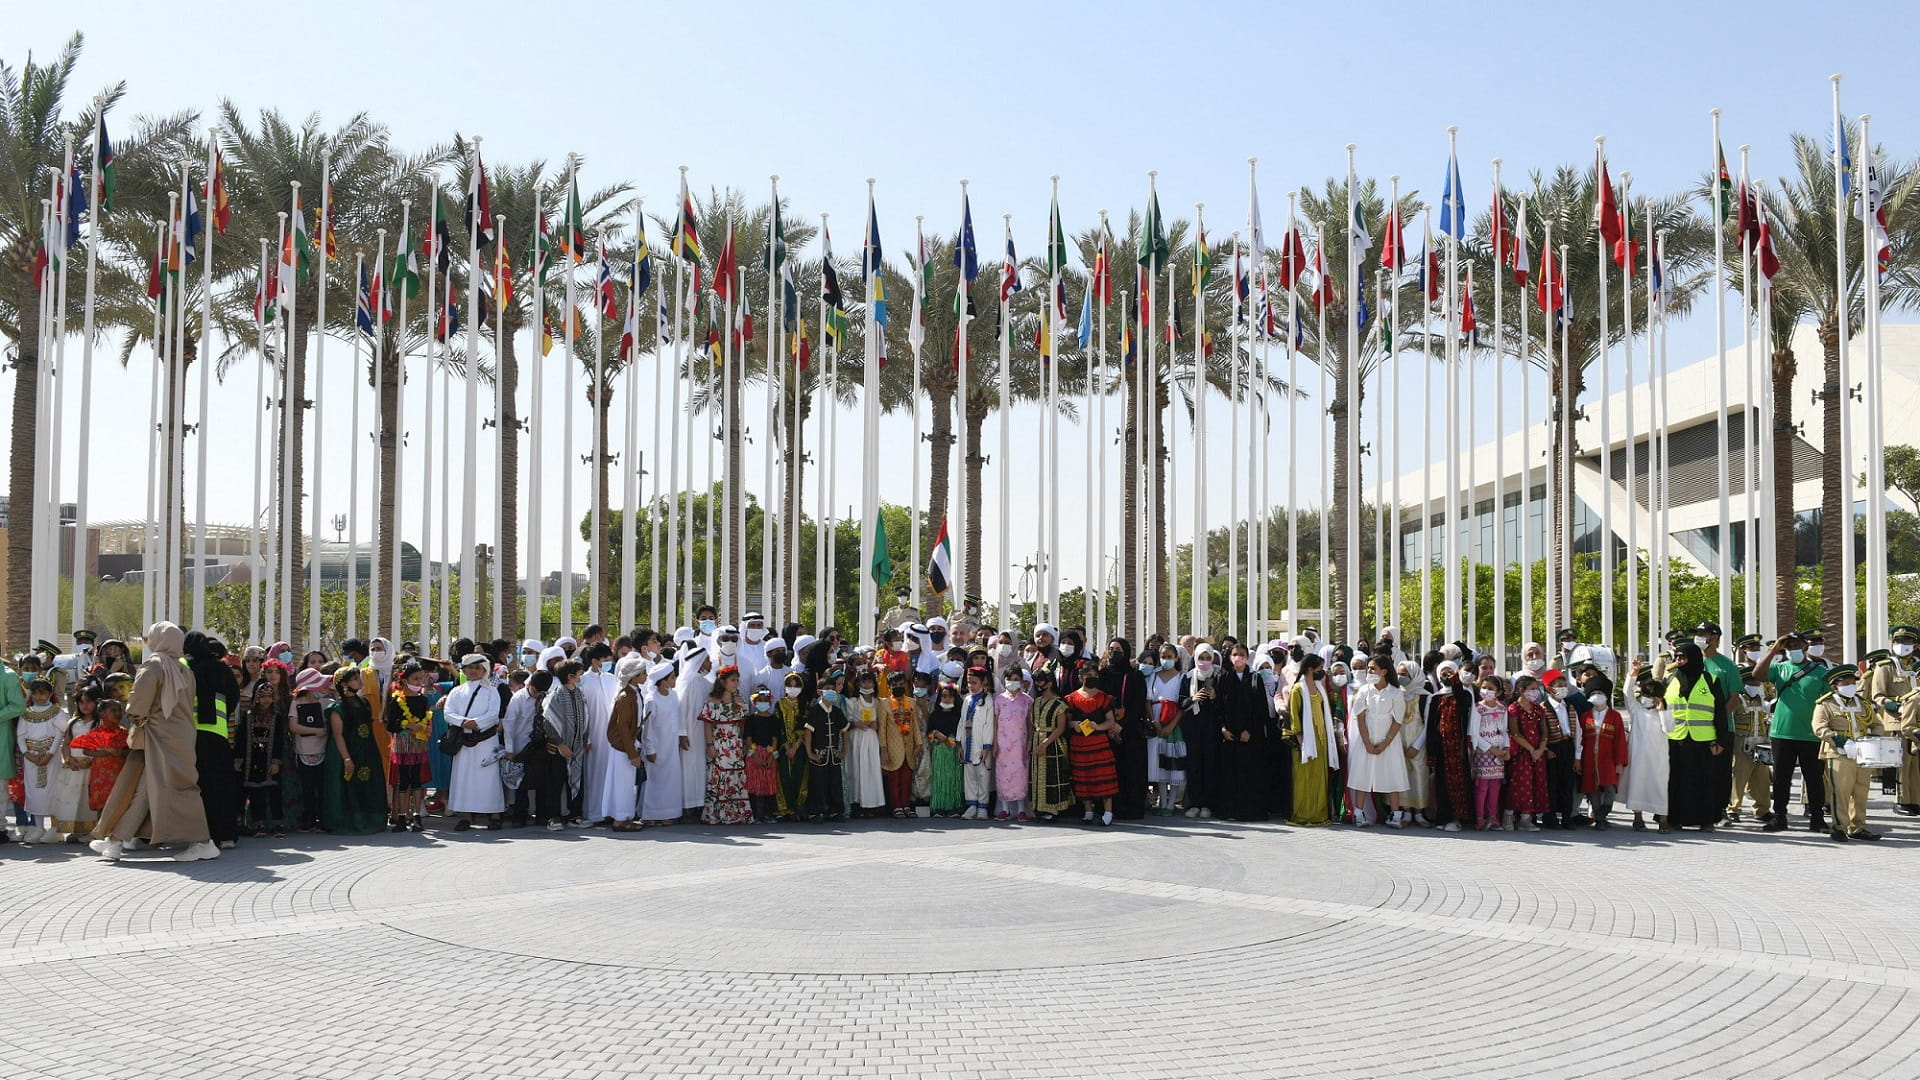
[1379,207,1403,270]
[1423,249,1442,303]
[1535,244,1563,314]
[712,222,736,303]
[211,148,231,234]
[146,251,162,299]
[1277,225,1308,288]
[1507,215,1531,286]
[1460,284,1478,339]
[1310,238,1334,312]
[1596,160,1622,252]
[1092,237,1111,302]
[1755,197,1780,282]
[1736,181,1760,251]
[1489,189,1511,267]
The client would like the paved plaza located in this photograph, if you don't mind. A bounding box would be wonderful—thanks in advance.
[5,795,1920,1079]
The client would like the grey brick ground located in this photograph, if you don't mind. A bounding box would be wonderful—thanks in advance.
[5,791,1920,1078]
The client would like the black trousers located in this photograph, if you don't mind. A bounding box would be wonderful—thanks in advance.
[1771,737,1827,821]
[1544,739,1577,820]
[195,730,241,843]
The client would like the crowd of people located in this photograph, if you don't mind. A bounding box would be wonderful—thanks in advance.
[3,591,1915,864]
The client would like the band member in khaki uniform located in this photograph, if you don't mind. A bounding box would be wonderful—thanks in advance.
[1726,661,1773,824]
[1866,625,1920,815]
[1812,666,1883,843]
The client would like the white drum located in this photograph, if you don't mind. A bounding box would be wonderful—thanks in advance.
[1850,736,1905,769]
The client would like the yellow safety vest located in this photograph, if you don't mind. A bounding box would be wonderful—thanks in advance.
[1665,676,1718,742]
[183,657,231,736]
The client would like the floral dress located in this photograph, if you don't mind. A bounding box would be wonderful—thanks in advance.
[1504,700,1550,813]
[701,698,752,824]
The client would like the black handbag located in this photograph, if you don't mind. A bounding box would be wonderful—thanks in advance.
[437,723,468,756]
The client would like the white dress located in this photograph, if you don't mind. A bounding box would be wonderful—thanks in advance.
[16,708,64,818]
[443,681,507,815]
[49,712,96,833]
[585,686,642,823]
[1622,700,1673,815]
[844,695,886,808]
[1146,673,1187,784]
[1344,684,1409,794]
[640,686,685,821]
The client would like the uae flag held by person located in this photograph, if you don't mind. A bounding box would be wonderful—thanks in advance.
[927,518,952,595]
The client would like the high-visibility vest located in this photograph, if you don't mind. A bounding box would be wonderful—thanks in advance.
[1665,676,1719,742]
[183,658,231,736]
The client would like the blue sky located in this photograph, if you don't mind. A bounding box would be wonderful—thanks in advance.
[10,0,1916,623]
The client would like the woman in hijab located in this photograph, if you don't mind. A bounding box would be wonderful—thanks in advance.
[89,623,217,863]
[1663,642,1733,832]
[184,631,241,849]
[1091,638,1150,820]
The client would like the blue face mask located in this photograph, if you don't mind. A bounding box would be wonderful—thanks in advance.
[1159,659,1176,671]
[699,619,717,635]
[599,661,613,674]
[1138,663,1155,677]
[277,651,293,665]
[911,687,929,698]
[819,690,841,707]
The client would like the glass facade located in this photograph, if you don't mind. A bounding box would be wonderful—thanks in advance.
[1400,484,1600,573]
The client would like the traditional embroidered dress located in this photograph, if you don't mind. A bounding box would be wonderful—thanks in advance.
[958,691,996,814]
[744,705,781,803]
[804,697,848,820]
[1504,700,1550,814]
[1028,695,1074,816]
[50,707,97,835]
[878,695,922,812]
[68,719,127,813]
[993,690,1033,802]
[774,696,810,818]
[926,700,964,815]
[1145,672,1187,789]
[1064,686,1119,799]
[387,689,434,791]
[321,693,389,835]
[701,698,752,824]
[1424,686,1476,828]
[1285,681,1342,825]
[16,702,64,823]
[844,694,887,810]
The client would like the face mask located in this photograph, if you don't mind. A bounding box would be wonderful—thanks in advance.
[1331,673,1349,688]
[1523,658,1545,674]
[1060,644,1078,658]
[1561,641,1575,653]
[719,641,738,657]
[859,685,876,697]
[744,627,766,643]
[930,632,947,646]
[1808,644,1826,658]
[591,661,609,674]
[1786,649,1806,664]
[1551,685,1569,700]
[699,619,717,635]
[783,685,802,699]
[768,654,790,668]
[1195,660,1214,675]
[995,643,1013,659]
[1479,688,1498,701]
[520,651,537,666]
[1746,649,1765,663]
[1138,663,1156,677]
[1638,696,1658,708]
[752,700,773,714]
[1373,673,1388,688]
[1523,688,1544,703]
[1837,683,1858,698]
[1693,636,1710,651]
[277,651,293,665]
[1744,684,1762,697]
[1897,643,1916,658]
[911,687,929,698]
[1159,658,1175,671]
[1004,682,1024,695]
[819,690,841,707]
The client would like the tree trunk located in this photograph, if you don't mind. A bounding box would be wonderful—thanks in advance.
[925,383,954,615]
[1818,315,1844,644]
[376,324,401,636]
[497,320,521,638]
[1547,358,1587,635]
[8,268,40,652]
[1772,342,1798,632]
[964,399,986,602]
[282,323,310,644]
[782,370,812,620]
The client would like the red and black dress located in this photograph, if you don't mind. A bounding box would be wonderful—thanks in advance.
[1064,686,1120,799]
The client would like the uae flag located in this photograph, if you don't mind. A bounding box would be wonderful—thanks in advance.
[927,518,953,595]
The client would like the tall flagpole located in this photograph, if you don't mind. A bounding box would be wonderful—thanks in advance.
[73,105,105,633]
[858,179,882,644]
[1286,193,1300,636]
[1441,133,1461,645]
[647,200,662,631]
[1146,171,1159,637]
[439,343,451,649]
[1830,79,1857,660]
[493,211,507,639]
[419,185,439,651]
[1658,229,1673,637]
[1710,107,1734,640]
[909,213,925,615]
[954,184,970,620]
[168,177,186,624]
[391,203,411,643]
[1517,197,1532,650]
[48,149,74,639]
[1490,161,1506,664]
[347,252,364,639]
[1540,214,1556,639]
[280,183,300,645]
[665,183,684,630]
[1315,217,1329,643]
[1620,179,1639,666]
[1862,113,1888,651]
[1374,266,1388,635]
[1420,206,1434,649]
[1738,144,1758,636]
[1644,205,1659,650]
[251,237,270,644]
[1047,180,1063,625]
[461,138,483,640]
[999,212,1013,628]
[1387,186,1402,643]
[562,160,580,637]
[192,134,217,630]
[1346,146,1363,644]
[623,201,642,634]
[311,155,331,646]
[814,212,829,624]
[270,212,287,639]
[1228,230,1242,638]
[1596,137,1614,650]
[716,215,732,621]
[764,180,781,618]
[371,229,387,643]
[1558,242,1573,634]
[1096,209,1111,645]
[1191,202,1208,637]
[1165,268,1179,636]
[143,220,164,632]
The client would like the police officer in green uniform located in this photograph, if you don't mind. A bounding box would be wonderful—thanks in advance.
[1867,625,1920,814]
[1753,628,1832,834]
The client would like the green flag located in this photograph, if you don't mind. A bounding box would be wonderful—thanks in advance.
[870,509,892,585]
[1046,192,1069,278]
[1138,189,1168,267]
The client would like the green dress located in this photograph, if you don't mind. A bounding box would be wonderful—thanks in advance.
[927,703,963,814]
[1286,682,1344,826]
[321,696,390,834]
[775,699,810,818]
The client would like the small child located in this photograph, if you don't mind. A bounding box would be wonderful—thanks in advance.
[993,668,1033,821]
[925,682,965,817]
[1578,688,1631,829]
[14,678,65,843]
[1469,678,1511,831]
[50,687,101,839]
[957,667,997,820]
[70,698,129,819]
[743,687,781,824]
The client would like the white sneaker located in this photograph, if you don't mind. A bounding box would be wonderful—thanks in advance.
[546,820,564,832]
[1414,813,1431,827]
[1199,808,1213,820]
[172,841,220,863]
[216,840,237,850]
[1442,821,1461,833]
[1184,807,1201,819]
[1388,813,1406,829]
[89,838,123,861]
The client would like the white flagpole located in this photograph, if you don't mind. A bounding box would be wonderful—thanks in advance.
[1596,137,1614,650]
[1658,229,1673,636]
[1711,107,1733,640]
[1317,217,1329,642]
[1047,182,1062,625]
[822,279,836,624]
[439,344,451,649]
[167,181,185,625]
[1645,206,1659,650]
[716,215,732,621]
[1388,188,1403,643]
[666,185,684,630]
[815,211,828,625]
[1738,145,1757,636]
[1287,193,1300,636]
[347,252,363,640]
[1755,192,1777,639]
[562,160,580,637]
[999,212,1013,629]
[1620,180,1638,666]
[1862,113,1888,651]
[371,228,387,643]
[858,180,880,645]
[1146,171,1159,636]
[1347,146,1364,645]
[623,201,642,635]
[1462,259,1476,646]
[910,213,924,615]
[48,148,74,640]
[191,134,217,631]
[1420,207,1434,650]
[647,200,661,631]
[1228,230,1242,637]
[1830,80,1856,660]
[1097,208,1111,645]
[252,237,270,644]
[1540,214,1555,638]
[494,211,507,640]
[1084,237,1099,642]
[461,138,483,640]
[1191,202,1208,637]
[391,202,410,642]
[1166,267,1179,636]
[1375,266,1387,636]
[765,180,781,618]
[420,186,438,651]
[143,220,164,632]
[269,211,287,638]
[1517,197,1532,651]
[955,184,970,620]
[1440,130,1461,646]
[1490,161,1506,664]
[1559,243,1573,633]
[311,154,331,646]
[73,107,105,633]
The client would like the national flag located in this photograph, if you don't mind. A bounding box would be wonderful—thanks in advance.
[1077,284,1092,349]
[280,192,311,300]
[1138,187,1169,267]
[821,220,845,313]
[466,146,494,246]
[1192,227,1212,294]
[1167,283,1185,342]
[1276,223,1308,289]
[1231,247,1249,323]
[672,174,703,264]
[1045,189,1069,282]
[656,292,670,346]
[1091,224,1113,302]
[315,198,338,260]
[181,189,201,264]
[1755,194,1780,284]
[1121,296,1137,367]
[1418,246,1443,303]
[356,264,376,334]
[534,209,553,289]
[1348,200,1372,263]
[1249,183,1265,266]
[1036,313,1052,361]
[792,318,812,369]
[1736,178,1759,250]
[906,230,927,351]
[1000,234,1023,302]
[426,189,452,272]
[1507,214,1531,285]
[252,260,276,322]
[1650,236,1667,314]
[393,217,421,300]
[1615,195,1639,274]
[953,193,979,282]
[712,218,736,303]
[1535,243,1563,315]
[494,232,515,309]
[1379,206,1403,270]
[140,247,157,300]
[1460,283,1479,345]
[211,148,230,234]
[1310,235,1335,312]
[436,283,459,341]
[96,116,116,212]
[926,518,952,595]
[1439,149,1466,239]
[1596,158,1622,253]
[947,288,975,364]
[565,173,588,264]
[767,199,793,327]
[632,212,651,299]
[734,290,755,351]
[374,267,391,321]
[1838,122,1854,199]
[870,271,889,345]
[62,163,85,250]
[596,251,616,319]
[619,287,639,363]
[871,509,892,586]
[1714,141,1735,220]
[864,198,887,327]
[1352,275,1369,329]
[1860,157,1891,280]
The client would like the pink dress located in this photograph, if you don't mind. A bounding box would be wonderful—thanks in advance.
[994,691,1033,800]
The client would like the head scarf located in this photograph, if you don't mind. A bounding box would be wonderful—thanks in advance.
[137,622,193,723]
[615,654,649,685]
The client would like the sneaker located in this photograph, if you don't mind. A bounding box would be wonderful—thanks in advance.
[1184,807,1201,819]
[216,840,237,850]
[171,841,220,863]
[1082,811,1096,824]
[1444,821,1462,832]
[1525,819,1542,833]
[1762,818,1788,833]
[1100,812,1114,826]
[1388,813,1406,829]
[546,820,564,832]
[89,838,123,861]
[1016,812,1030,822]
[1414,814,1431,828]
[994,811,1009,821]
[1199,808,1213,820]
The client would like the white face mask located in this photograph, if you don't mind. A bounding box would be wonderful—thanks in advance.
[1808,644,1826,658]
[1746,649,1765,663]
[1331,673,1349,688]
[1551,685,1569,700]
[1744,684,1762,697]
[1561,641,1576,653]
[1693,636,1711,651]
[1786,648,1806,664]
[1060,644,1078,658]
[1638,696,1658,709]
[1372,673,1388,688]
[719,641,738,657]
[783,685,802,699]
[1523,688,1544,703]
[1897,642,1916,658]
[1004,681,1024,694]
[1837,683,1858,698]
[744,626,766,643]
[1479,688,1498,701]
[1523,658,1545,674]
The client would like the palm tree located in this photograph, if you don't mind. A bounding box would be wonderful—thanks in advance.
[1745,131,1920,638]
[0,34,190,649]
[1455,163,1710,639]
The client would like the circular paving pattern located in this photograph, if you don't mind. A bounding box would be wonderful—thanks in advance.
[7,806,1920,1078]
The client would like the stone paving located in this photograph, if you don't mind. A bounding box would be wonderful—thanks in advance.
[5,793,1920,1079]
